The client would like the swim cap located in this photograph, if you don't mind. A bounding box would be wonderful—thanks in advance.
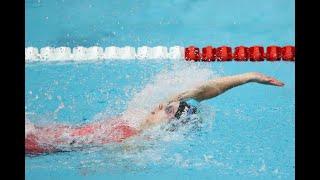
[174,101,197,119]
[166,100,201,132]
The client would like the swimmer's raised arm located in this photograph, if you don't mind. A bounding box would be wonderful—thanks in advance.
[168,72,284,102]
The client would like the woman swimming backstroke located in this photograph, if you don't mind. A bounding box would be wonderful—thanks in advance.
[25,72,284,155]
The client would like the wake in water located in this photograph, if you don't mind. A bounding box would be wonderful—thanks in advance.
[121,63,218,127]
[26,60,285,173]
[25,62,220,174]
[25,62,218,155]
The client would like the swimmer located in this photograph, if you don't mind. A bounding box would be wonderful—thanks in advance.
[25,72,284,155]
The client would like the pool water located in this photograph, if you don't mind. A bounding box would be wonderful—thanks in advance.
[25,0,294,180]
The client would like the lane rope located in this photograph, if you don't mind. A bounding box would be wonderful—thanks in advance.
[25,45,295,62]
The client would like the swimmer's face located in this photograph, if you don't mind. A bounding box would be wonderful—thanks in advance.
[147,101,180,123]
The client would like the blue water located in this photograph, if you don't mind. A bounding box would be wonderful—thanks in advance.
[26,0,294,179]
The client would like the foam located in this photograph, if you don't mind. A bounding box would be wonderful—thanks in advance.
[121,63,218,127]
[25,60,219,169]
[25,119,36,138]
[25,46,185,62]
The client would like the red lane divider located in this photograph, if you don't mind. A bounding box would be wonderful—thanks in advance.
[185,46,201,61]
[217,46,232,61]
[282,46,295,61]
[185,45,295,61]
[249,46,264,61]
[234,46,249,61]
[266,46,282,61]
[201,46,216,61]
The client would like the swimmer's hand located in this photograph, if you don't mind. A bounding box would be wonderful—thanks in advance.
[249,72,285,87]
[167,72,284,103]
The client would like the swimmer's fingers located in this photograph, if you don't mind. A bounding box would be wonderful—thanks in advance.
[265,77,285,86]
[261,77,284,86]
[251,73,285,87]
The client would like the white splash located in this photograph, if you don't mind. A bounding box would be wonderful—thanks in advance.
[122,62,219,127]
